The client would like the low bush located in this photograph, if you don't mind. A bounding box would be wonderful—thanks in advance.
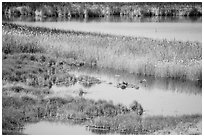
[2,107,25,131]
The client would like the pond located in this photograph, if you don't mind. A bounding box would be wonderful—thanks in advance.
[51,67,202,116]
[4,16,202,42]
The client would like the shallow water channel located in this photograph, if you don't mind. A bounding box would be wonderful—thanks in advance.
[58,67,202,116]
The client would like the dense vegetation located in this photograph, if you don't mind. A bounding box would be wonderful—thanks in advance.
[3,2,202,18]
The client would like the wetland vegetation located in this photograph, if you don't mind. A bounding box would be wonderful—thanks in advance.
[3,23,202,81]
[1,2,202,134]
[2,22,202,135]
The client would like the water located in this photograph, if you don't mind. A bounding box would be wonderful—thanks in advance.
[4,16,202,42]
[3,15,202,23]
[23,121,93,135]
[23,120,118,135]
[52,67,201,116]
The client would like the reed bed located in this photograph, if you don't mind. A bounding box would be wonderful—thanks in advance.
[2,23,202,81]
[89,113,201,134]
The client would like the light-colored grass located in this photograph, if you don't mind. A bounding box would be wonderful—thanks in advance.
[2,23,202,81]
[91,113,201,134]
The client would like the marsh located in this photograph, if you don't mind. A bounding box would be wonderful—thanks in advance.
[2,2,202,135]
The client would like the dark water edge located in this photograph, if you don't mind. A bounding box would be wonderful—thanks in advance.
[3,2,202,19]
[3,15,202,23]
[65,66,202,116]
[70,66,202,95]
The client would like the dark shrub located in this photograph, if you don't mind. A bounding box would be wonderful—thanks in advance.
[46,97,70,107]
[189,8,202,16]
[21,96,37,105]
[2,96,24,109]
[130,101,143,115]
[10,86,25,93]
[2,108,24,131]
[2,42,45,54]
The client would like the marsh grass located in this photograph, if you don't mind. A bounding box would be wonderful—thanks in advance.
[3,23,201,81]
[2,95,42,135]
[90,113,201,134]
[141,114,201,134]
[2,51,82,88]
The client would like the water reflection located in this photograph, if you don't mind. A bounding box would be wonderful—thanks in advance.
[10,18,202,42]
[65,67,202,116]
[70,67,201,95]
[3,14,202,23]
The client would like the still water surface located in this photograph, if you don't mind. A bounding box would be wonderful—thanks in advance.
[62,67,202,116]
[6,16,202,42]
[23,121,93,135]
[12,21,201,42]
[23,67,201,135]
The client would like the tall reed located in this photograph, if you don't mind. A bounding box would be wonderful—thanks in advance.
[2,23,202,81]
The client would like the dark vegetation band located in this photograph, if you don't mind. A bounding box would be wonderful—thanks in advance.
[3,2,202,18]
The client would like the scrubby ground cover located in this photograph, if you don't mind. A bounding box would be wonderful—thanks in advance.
[2,23,202,135]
